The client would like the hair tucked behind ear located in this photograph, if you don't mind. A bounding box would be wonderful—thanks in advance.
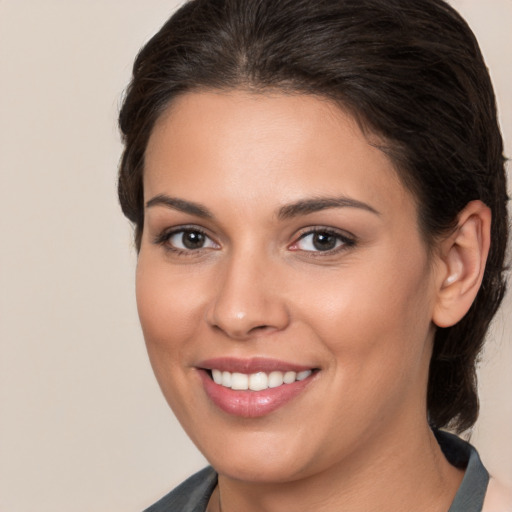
[118,0,508,432]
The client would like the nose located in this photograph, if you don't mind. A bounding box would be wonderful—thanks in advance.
[206,251,290,340]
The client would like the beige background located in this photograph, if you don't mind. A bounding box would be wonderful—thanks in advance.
[0,1,510,511]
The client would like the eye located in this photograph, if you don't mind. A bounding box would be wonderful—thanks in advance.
[155,228,219,252]
[290,229,355,253]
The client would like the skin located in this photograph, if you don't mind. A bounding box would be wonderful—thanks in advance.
[136,90,484,511]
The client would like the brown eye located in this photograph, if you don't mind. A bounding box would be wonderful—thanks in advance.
[181,230,206,249]
[311,232,338,251]
[166,229,218,251]
[292,229,355,253]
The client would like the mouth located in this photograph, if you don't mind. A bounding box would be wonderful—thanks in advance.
[196,358,319,418]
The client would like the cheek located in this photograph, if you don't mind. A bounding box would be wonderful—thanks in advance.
[135,255,214,426]
[291,258,435,448]
[294,247,434,378]
[135,255,207,366]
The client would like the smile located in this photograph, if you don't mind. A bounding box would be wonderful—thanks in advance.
[197,359,318,418]
[210,369,312,391]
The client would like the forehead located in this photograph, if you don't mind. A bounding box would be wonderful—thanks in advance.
[144,90,414,222]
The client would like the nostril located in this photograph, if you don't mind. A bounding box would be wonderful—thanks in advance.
[249,325,274,334]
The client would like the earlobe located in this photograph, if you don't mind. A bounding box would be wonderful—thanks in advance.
[432,200,491,328]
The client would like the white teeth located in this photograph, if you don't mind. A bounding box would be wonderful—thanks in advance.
[212,369,222,384]
[297,370,312,381]
[231,372,249,390]
[249,372,268,391]
[268,371,284,388]
[283,371,296,384]
[221,371,232,388]
[210,369,313,390]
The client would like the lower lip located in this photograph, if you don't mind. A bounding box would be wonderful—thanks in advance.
[198,370,315,418]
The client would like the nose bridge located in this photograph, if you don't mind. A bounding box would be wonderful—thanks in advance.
[207,245,289,339]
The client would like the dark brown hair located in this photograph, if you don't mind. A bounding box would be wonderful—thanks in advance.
[118,0,508,432]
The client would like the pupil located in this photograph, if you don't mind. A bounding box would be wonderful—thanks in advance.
[183,231,205,249]
[313,232,337,251]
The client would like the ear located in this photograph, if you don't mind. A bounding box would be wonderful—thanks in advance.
[432,200,491,328]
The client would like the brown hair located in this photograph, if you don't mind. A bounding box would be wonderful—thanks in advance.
[118,0,508,432]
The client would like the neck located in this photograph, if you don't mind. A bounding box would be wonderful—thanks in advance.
[209,421,464,512]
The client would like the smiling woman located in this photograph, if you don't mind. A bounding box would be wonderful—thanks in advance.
[118,1,510,511]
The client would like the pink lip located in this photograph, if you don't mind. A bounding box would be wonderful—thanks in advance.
[196,358,317,418]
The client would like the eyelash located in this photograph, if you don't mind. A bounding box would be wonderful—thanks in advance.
[153,226,356,257]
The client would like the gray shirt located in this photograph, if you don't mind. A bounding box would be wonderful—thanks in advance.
[144,430,489,512]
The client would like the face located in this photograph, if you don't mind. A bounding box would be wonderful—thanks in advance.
[137,90,440,483]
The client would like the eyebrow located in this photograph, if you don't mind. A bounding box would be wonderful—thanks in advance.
[277,197,380,219]
[145,193,379,220]
[146,194,213,218]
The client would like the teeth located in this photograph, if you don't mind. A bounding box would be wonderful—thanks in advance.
[297,370,311,381]
[222,371,232,388]
[249,372,268,391]
[231,372,249,390]
[268,371,284,388]
[212,369,222,384]
[283,371,296,384]
[209,369,312,390]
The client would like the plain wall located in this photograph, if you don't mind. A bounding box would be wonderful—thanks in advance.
[0,1,510,511]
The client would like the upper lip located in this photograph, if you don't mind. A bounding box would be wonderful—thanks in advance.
[197,357,316,374]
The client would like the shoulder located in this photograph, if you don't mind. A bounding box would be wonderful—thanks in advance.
[143,466,218,512]
[482,477,512,512]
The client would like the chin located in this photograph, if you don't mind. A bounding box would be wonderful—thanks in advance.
[190,423,322,484]
[213,456,308,484]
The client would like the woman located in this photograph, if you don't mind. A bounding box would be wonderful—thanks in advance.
[118,0,510,510]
